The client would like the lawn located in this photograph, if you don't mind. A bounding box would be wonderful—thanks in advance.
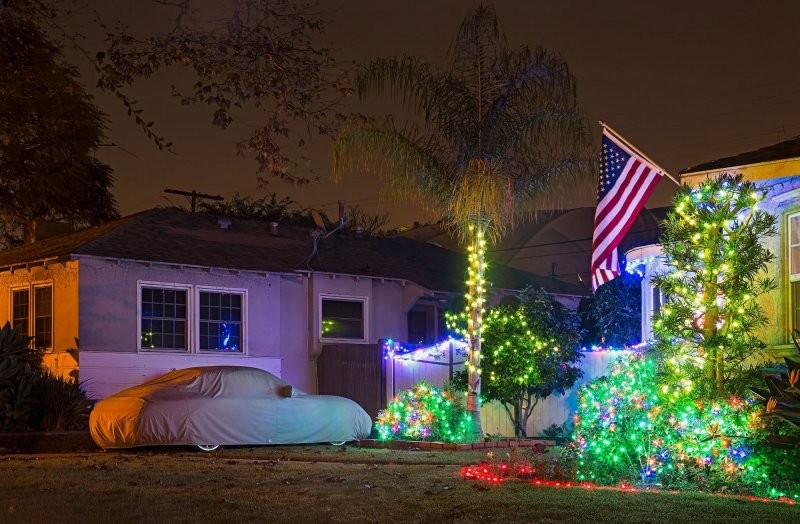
[0,446,797,523]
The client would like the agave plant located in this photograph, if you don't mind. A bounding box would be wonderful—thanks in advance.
[749,331,800,447]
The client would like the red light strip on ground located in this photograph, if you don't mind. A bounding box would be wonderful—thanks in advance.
[459,465,797,506]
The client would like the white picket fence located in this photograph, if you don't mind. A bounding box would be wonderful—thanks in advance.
[385,340,629,437]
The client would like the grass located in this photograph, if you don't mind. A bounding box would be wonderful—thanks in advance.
[0,446,797,523]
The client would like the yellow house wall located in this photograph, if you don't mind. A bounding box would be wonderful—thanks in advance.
[0,260,80,379]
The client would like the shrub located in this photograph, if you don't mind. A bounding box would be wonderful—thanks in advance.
[0,322,90,431]
[375,381,471,442]
[572,352,799,500]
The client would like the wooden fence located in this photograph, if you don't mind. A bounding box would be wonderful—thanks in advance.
[386,341,629,437]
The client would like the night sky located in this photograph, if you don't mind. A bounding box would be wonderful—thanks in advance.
[64,1,800,226]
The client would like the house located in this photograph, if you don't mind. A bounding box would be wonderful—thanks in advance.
[402,206,668,291]
[631,136,800,356]
[0,207,584,400]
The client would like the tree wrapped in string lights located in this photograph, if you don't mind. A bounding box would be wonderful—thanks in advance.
[651,174,776,392]
[449,286,583,437]
[572,175,799,500]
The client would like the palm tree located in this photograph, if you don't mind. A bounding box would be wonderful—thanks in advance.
[333,5,590,440]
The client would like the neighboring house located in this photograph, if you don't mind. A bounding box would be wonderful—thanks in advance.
[0,207,583,400]
[631,136,800,357]
[402,207,668,291]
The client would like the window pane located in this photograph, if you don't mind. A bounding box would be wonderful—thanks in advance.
[140,287,187,350]
[791,215,800,245]
[199,292,243,352]
[791,215,800,276]
[33,287,52,349]
[11,289,29,336]
[794,282,800,333]
[321,299,364,339]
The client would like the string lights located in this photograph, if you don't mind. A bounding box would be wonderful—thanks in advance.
[375,381,472,442]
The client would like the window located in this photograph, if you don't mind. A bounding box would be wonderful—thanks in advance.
[9,285,52,349]
[11,289,29,336]
[199,291,243,352]
[321,297,365,340]
[33,286,52,349]
[407,304,440,345]
[140,286,188,350]
[790,213,800,332]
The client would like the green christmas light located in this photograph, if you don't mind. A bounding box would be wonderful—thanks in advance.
[375,381,472,443]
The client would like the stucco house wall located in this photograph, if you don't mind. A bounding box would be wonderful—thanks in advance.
[0,260,80,379]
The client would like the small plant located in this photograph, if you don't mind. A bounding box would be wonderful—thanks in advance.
[33,370,91,431]
[539,422,571,441]
[375,381,472,442]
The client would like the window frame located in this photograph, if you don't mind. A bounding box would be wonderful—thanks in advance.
[195,285,248,354]
[788,212,800,334]
[8,282,53,351]
[137,281,192,353]
[32,284,53,350]
[319,294,368,343]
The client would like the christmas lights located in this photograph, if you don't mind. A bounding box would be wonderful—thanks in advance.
[375,381,472,442]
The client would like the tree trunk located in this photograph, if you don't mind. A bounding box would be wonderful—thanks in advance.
[465,224,485,442]
[704,302,718,384]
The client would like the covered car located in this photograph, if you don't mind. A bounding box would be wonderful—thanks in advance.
[89,366,372,449]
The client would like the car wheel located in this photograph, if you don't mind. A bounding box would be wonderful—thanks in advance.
[330,441,347,446]
[196,444,220,452]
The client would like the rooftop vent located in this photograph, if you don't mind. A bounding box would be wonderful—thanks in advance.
[217,217,232,230]
[269,222,279,235]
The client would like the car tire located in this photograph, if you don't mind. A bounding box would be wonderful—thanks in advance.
[197,444,220,452]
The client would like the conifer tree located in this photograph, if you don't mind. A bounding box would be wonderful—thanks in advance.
[651,174,776,393]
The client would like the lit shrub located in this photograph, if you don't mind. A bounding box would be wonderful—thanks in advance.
[375,381,471,442]
[572,352,799,500]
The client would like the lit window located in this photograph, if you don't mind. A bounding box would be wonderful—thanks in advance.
[199,291,243,352]
[321,297,365,340]
[140,286,187,350]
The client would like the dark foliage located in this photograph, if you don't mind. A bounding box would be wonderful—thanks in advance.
[95,0,351,184]
[581,272,642,347]
[0,5,119,247]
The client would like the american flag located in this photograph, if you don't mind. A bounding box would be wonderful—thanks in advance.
[591,128,664,291]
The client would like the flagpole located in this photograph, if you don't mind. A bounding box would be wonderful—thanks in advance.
[599,120,682,186]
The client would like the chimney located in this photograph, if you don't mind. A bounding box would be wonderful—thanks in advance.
[338,200,346,226]
[269,221,279,235]
[31,220,74,243]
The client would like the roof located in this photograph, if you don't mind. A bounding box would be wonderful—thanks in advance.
[402,206,669,291]
[681,135,800,174]
[0,207,583,295]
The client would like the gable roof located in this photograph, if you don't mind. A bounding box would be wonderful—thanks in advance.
[0,208,584,295]
[681,136,800,174]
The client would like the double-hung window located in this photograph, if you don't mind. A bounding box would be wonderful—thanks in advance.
[138,283,246,353]
[320,296,366,340]
[198,290,243,352]
[789,213,800,333]
[140,285,188,351]
[10,285,53,350]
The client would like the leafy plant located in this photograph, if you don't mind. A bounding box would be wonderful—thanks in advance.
[582,272,642,347]
[32,370,91,431]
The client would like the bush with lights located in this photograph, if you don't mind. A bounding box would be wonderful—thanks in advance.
[448,286,583,437]
[375,381,472,442]
[572,175,799,500]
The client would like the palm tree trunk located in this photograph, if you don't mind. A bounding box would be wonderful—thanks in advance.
[465,223,485,441]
